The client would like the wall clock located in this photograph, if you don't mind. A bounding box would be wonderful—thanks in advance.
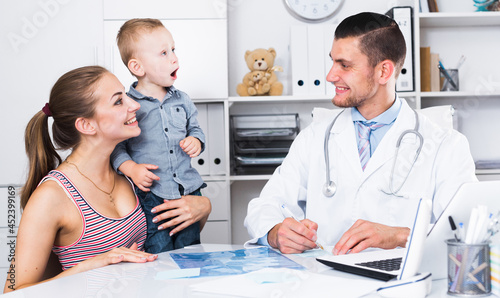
[284,0,344,22]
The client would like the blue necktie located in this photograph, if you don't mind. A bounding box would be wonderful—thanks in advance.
[357,121,385,171]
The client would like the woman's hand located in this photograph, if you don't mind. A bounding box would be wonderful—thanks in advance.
[77,243,157,272]
[13,243,157,291]
[151,195,212,235]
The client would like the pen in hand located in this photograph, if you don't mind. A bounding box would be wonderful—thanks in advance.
[280,204,325,250]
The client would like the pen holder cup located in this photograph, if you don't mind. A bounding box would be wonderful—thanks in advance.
[441,69,459,91]
[446,239,491,296]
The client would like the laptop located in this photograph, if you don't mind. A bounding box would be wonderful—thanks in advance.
[316,181,500,281]
[317,198,430,281]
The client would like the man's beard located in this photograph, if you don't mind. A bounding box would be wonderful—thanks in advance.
[332,76,375,108]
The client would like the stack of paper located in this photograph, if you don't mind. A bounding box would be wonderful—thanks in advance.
[190,268,384,298]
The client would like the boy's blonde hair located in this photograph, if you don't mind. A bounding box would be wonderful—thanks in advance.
[116,18,164,67]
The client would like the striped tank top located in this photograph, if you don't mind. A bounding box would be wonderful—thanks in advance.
[43,170,147,270]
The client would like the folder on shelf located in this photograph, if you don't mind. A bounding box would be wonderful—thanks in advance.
[420,47,431,92]
[207,103,226,176]
[307,25,325,95]
[192,103,210,176]
[323,24,337,97]
[387,6,414,92]
[191,103,225,176]
[290,25,309,95]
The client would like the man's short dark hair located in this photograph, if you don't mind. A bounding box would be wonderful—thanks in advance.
[335,12,406,77]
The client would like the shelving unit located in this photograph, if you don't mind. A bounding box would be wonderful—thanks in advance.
[419,11,500,27]
[227,95,332,103]
[227,1,500,243]
[421,91,500,98]
[227,5,500,181]
[412,0,500,179]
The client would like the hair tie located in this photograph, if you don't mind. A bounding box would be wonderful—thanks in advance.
[42,103,52,117]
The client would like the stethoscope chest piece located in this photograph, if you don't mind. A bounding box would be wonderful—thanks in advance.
[323,181,337,197]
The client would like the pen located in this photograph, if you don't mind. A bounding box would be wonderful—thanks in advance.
[438,61,458,90]
[458,222,465,243]
[449,216,460,242]
[455,55,466,69]
[280,204,324,250]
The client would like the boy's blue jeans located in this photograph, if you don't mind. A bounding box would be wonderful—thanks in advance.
[136,187,202,254]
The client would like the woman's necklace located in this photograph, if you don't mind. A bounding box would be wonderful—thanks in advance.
[65,160,116,205]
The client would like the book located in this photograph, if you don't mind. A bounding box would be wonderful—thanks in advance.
[428,0,439,12]
[420,47,431,92]
[430,53,440,92]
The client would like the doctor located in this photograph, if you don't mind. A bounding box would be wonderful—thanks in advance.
[244,12,477,255]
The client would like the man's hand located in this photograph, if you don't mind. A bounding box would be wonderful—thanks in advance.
[180,136,202,158]
[268,218,319,254]
[118,160,160,192]
[333,219,410,255]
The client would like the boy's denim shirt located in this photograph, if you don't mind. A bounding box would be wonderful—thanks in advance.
[111,82,206,199]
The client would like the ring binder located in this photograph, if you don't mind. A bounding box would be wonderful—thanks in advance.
[386,6,415,92]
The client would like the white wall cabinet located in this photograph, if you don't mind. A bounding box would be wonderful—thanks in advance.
[199,180,231,244]
[0,0,104,185]
[103,19,228,100]
[102,0,226,20]
[201,221,230,244]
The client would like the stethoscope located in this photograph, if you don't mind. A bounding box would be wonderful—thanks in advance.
[322,108,424,197]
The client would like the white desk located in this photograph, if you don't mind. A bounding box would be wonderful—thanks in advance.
[1,244,462,297]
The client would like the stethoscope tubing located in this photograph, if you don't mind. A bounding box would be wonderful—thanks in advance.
[323,108,423,197]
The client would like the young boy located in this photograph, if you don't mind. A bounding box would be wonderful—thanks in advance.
[111,18,207,254]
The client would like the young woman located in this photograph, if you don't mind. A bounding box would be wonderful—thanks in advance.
[5,66,159,291]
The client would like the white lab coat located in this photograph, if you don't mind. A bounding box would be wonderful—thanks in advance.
[244,100,477,246]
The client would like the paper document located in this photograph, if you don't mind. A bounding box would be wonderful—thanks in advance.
[170,247,304,278]
[190,268,383,298]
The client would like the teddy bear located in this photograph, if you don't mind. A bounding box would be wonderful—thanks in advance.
[236,48,283,96]
[246,70,271,96]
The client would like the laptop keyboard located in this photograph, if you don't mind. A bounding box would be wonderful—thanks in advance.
[355,257,402,272]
